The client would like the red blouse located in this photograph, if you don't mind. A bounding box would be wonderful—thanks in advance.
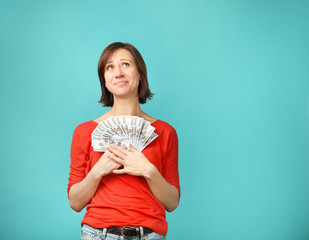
[67,119,180,236]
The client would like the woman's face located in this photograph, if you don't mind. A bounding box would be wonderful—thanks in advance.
[104,48,140,99]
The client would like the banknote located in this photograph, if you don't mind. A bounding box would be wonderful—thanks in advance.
[91,116,158,152]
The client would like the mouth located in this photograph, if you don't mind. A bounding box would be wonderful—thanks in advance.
[114,81,128,86]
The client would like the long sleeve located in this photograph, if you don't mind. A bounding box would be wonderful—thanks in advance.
[67,125,90,197]
[161,126,181,200]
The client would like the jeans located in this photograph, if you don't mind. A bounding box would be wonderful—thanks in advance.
[81,224,166,240]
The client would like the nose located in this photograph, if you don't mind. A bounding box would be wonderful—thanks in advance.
[115,65,124,78]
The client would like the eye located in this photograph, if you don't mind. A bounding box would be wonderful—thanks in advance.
[106,65,113,70]
[123,62,130,67]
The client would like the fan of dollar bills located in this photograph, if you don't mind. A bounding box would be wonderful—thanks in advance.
[91,115,158,152]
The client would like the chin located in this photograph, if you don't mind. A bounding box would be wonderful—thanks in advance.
[112,90,138,98]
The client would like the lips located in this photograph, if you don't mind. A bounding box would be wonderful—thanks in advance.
[114,81,128,86]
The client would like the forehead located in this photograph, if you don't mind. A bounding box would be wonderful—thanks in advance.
[108,48,134,62]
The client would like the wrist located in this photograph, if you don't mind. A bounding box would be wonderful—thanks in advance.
[143,163,158,180]
[89,166,103,179]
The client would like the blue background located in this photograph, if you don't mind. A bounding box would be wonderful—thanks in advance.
[1,1,309,239]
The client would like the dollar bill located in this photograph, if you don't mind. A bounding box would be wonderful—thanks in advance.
[91,115,158,152]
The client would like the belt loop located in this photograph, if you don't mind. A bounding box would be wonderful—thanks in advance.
[139,226,144,239]
[102,228,107,238]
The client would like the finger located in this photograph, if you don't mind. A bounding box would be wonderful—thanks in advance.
[108,145,128,158]
[129,144,138,152]
[114,144,129,152]
[113,168,127,174]
[108,153,124,164]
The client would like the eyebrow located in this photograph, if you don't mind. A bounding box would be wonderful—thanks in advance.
[107,59,133,63]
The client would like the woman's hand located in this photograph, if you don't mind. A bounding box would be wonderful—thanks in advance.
[107,144,179,212]
[91,149,122,178]
[68,147,124,212]
[107,144,154,178]
[107,144,179,211]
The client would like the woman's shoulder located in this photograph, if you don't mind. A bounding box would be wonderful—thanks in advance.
[153,120,178,148]
[73,120,97,136]
[153,119,177,135]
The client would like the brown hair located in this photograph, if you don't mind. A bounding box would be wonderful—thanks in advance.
[97,42,154,107]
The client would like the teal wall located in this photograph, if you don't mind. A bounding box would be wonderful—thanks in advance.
[1,1,309,239]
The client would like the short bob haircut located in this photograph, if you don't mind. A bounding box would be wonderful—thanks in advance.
[97,42,154,107]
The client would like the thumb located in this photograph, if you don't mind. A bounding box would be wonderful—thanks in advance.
[113,169,126,174]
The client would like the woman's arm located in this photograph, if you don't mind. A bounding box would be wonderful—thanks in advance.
[144,164,179,212]
[109,145,180,212]
[68,150,121,212]
[68,169,101,212]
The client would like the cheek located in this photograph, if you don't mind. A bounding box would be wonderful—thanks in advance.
[104,79,113,92]
[104,73,113,85]
[104,72,111,81]
[105,81,113,92]
[131,71,140,84]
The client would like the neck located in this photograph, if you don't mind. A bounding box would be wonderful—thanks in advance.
[109,95,143,117]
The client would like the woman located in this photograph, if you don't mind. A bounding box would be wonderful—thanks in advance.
[68,42,180,240]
